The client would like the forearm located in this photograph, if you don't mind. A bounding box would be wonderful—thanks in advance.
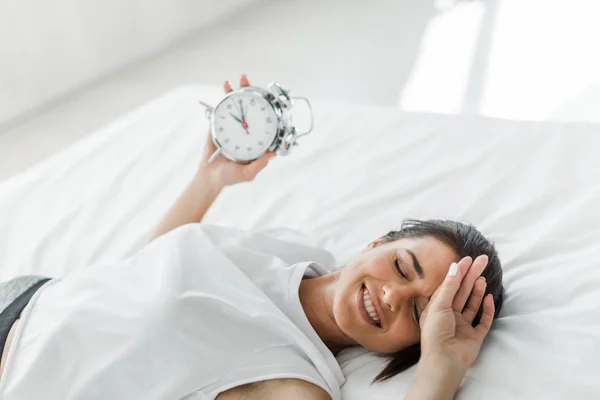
[151,171,223,240]
[404,356,466,400]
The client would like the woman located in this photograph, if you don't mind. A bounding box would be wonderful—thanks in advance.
[0,75,504,400]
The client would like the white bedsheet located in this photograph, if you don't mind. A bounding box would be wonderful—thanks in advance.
[1,84,599,399]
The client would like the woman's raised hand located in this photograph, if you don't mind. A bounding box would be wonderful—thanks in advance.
[419,255,494,371]
[405,256,495,400]
[198,74,276,189]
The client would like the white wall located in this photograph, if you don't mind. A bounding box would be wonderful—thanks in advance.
[0,0,256,126]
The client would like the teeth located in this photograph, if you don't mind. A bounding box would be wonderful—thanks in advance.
[363,287,380,324]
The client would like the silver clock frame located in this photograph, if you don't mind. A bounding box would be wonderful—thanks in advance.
[199,82,313,163]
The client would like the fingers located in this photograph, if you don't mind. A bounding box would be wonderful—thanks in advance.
[240,74,250,87]
[462,277,487,323]
[474,294,495,340]
[429,257,473,310]
[452,255,489,312]
[240,152,276,181]
[224,74,250,94]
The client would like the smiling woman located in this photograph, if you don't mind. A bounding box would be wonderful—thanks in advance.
[308,219,505,383]
[299,219,504,384]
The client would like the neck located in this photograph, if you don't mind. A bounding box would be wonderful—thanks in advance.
[298,270,355,354]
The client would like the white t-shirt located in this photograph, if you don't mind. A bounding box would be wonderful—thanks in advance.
[0,223,346,399]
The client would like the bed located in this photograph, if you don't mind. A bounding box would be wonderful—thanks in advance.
[1,84,599,399]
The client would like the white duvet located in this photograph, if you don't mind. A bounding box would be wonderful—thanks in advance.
[1,85,599,398]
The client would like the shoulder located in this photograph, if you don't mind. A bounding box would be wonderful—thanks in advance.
[216,378,332,400]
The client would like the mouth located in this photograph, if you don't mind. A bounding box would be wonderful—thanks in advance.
[358,283,382,328]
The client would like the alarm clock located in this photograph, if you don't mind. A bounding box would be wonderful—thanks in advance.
[199,82,313,163]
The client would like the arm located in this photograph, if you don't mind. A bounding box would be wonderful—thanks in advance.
[216,379,331,400]
[405,256,495,400]
[404,357,466,400]
[151,171,223,240]
[151,75,275,241]
[264,379,331,400]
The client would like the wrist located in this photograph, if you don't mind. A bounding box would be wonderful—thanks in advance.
[408,354,466,400]
[195,167,226,192]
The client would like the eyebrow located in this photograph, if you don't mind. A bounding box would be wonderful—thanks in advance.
[406,249,424,279]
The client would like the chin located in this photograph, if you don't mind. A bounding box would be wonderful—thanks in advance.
[333,311,382,353]
[354,338,392,354]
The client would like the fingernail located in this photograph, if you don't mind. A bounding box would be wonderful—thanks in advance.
[448,262,459,276]
[479,276,487,282]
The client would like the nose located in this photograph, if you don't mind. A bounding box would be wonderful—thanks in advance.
[381,283,407,313]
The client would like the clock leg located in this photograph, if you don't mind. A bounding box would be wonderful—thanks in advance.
[208,148,221,164]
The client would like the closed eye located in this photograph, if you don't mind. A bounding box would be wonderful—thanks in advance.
[394,257,407,279]
[394,255,420,328]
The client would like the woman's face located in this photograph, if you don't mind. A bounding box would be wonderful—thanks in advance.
[333,236,458,353]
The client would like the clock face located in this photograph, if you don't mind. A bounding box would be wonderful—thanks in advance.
[212,91,278,161]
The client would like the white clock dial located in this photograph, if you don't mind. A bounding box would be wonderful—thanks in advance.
[212,92,278,161]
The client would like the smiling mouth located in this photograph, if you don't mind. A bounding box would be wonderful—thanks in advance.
[360,284,382,328]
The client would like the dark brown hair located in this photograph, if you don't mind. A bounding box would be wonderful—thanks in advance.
[371,219,505,383]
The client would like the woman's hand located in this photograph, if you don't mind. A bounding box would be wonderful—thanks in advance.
[198,74,276,189]
[420,255,494,370]
[405,255,494,400]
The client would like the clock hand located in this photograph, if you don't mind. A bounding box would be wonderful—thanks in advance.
[242,103,250,135]
[231,100,249,134]
[229,112,250,135]
[231,100,243,122]
[229,112,243,124]
[239,99,246,122]
[236,100,251,135]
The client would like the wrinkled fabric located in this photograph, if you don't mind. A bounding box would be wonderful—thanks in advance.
[0,224,344,400]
